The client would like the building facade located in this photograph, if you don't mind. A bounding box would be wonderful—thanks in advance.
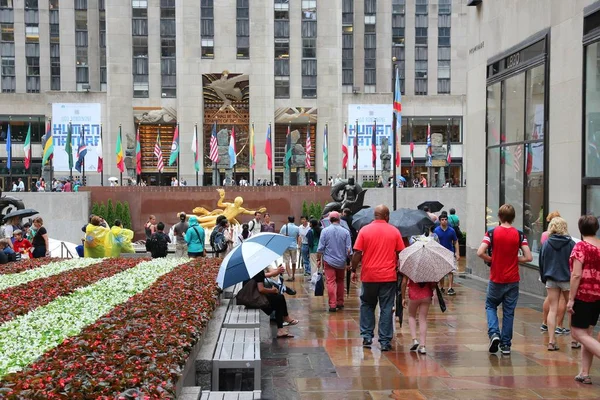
[0,0,467,189]
[465,0,600,295]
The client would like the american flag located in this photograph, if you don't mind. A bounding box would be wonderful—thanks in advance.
[209,121,219,163]
[342,123,348,169]
[513,145,522,173]
[305,126,311,170]
[154,129,164,173]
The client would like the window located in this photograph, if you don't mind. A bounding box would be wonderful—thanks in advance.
[24,10,38,23]
[74,0,86,9]
[75,6,87,87]
[365,1,376,88]
[201,0,214,58]
[365,0,376,14]
[49,3,59,90]
[49,0,58,9]
[99,7,105,88]
[392,0,405,93]
[76,65,88,83]
[439,0,451,14]
[275,76,289,98]
[237,0,249,58]
[275,40,289,59]
[161,0,176,97]
[1,23,12,41]
[301,0,316,98]
[25,0,37,8]
[51,57,59,90]
[0,0,12,8]
[415,0,427,14]
[342,0,353,87]
[1,56,13,92]
[0,9,12,23]
[25,25,38,42]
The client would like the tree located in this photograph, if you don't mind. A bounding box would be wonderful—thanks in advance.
[98,203,107,221]
[106,199,115,226]
[302,201,309,218]
[122,202,132,230]
[91,202,100,218]
[115,201,124,226]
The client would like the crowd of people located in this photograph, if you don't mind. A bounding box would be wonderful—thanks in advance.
[0,215,49,261]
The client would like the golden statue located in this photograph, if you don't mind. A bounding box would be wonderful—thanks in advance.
[192,189,266,229]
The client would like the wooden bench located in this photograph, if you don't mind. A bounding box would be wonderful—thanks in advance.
[223,305,260,329]
[212,328,260,391]
[200,391,261,400]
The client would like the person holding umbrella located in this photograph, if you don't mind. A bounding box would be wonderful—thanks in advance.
[351,205,405,351]
[400,275,436,354]
[434,214,460,296]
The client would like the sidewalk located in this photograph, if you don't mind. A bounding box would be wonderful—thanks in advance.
[258,272,600,400]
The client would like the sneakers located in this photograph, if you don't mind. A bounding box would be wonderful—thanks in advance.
[328,307,337,312]
[410,339,420,352]
[499,344,511,355]
[363,338,373,347]
[337,305,345,310]
[562,327,571,334]
[489,334,500,353]
[554,327,563,335]
[418,346,427,354]
[540,324,548,332]
[440,288,446,294]
[381,344,392,352]
[447,288,456,296]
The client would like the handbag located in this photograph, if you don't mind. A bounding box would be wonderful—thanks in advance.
[236,279,270,309]
[314,273,324,296]
[435,284,447,313]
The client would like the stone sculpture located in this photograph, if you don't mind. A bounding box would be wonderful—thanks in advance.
[323,177,367,216]
[380,137,391,184]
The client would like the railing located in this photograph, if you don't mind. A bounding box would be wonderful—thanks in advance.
[60,242,74,259]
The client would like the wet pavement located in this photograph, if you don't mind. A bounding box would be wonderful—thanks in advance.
[258,267,600,400]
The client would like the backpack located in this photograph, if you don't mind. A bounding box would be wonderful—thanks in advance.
[149,232,169,257]
[486,227,525,267]
[210,228,228,253]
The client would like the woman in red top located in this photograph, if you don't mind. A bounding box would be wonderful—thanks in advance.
[401,276,436,355]
[568,215,600,384]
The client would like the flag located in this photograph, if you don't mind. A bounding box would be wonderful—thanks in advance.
[265,124,273,170]
[323,124,328,171]
[305,126,311,170]
[42,120,54,166]
[394,67,402,168]
[23,123,31,169]
[191,124,200,172]
[75,126,88,173]
[135,125,142,175]
[228,126,237,168]
[353,127,358,169]
[65,122,73,171]
[249,123,256,170]
[168,124,179,166]
[209,121,219,163]
[525,143,533,176]
[446,124,452,164]
[426,122,432,165]
[116,127,125,173]
[284,124,292,170]
[371,120,377,168]
[97,125,103,173]
[342,124,348,169]
[154,129,164,173]
[410,142,415,166]
[5,124,11,170]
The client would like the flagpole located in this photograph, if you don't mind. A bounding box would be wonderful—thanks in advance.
[269,122,273,184]
[69,119,73,180]
[392,63,398,211]
[82,124,86,186]
[214,119,218,186]
[119,124,122,185]
[28,118,32,191]
[7,116,11,191]
[177,123,180,184]
[195,122,199,186]
[325,122,328,184]
[251,121,255,186]
[355,119,358,183]
[344,121,347,180]
[136,122,140,185]
[232,125,236,185]
[157,124,161,186]
[306,122,309,184]
[373,118,376,186]
[100,123,103,186]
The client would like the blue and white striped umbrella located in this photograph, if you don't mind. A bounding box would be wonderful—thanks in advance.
[216,232,295,290]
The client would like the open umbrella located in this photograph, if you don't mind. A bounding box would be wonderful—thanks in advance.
[399,239,456,283]
[398,176,407,182]
[389,208,434,237]
[3,208,38,222]
[351,207,374,231]
[108,177,119,182]
[418,201,444,213]
[216,233,294,290]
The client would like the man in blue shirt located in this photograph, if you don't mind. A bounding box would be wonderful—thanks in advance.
[434,214,460,296]
[280,216,300,281]
[317,211,352,312]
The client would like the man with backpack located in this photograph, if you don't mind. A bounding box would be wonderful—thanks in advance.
[148,222,171,258]
[249,211,262,236]
[477,204,532,355]
[210,216,231,258]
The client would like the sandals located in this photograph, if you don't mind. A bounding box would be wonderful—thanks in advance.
[547,343,559,351]
[283,319,299,326]
[575,375,592,384]
[276,332,295,338]
[572,341,582,349]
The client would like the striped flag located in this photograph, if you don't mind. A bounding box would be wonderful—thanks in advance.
[135,125,142,175]
[5,124,11,170]
[168,124,179,166]
[323,124,328,171]
[393,67,402,168]
[426,122,432,165]
[371,120,376,168]
[446,123,452,164]
[74,126,87,173]
[353,128,358,170]
[42,120,54,166]
[410,142,415,166]
[209,122,219,163]
[249,123,256,170]
[342,123,348,169]
[284,124,292,170]
[305,126,311,170]
[228,126,237,168]
[154,129,164,173]
[116,126,125,173]
[97,124,103,173]
[65,122,73,171]
[191,124,200,172]
[23,123,31,169]
[265,124,273,170]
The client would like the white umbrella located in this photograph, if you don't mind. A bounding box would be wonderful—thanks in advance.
[399,240,455,283]
[108,177,119,182]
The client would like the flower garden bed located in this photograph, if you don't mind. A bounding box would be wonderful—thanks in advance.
[0,257,221,399]
[0,257,58,275]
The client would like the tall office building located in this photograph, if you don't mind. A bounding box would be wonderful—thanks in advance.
[0,0,467,188]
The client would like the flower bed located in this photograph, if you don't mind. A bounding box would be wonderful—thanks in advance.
[0,258,58,276]
[0,258,149,324]
[1,257,221,399]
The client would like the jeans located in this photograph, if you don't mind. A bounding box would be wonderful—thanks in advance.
[485,281,519,347]
[301,244,311,274]
[360,281,396,346]
[324,262,345,308]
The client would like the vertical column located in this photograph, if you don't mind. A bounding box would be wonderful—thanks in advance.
[376,0,391,93]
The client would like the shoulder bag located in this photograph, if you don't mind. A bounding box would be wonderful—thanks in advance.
[236,279,270,309]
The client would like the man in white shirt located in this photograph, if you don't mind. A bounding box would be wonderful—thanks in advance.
[298,215,311,276]
[17,178,25,192]
[248,211,262,236]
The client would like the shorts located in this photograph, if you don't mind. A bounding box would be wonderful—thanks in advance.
[545,280,570,291]
[188,251,205,258]
[571,299,600,329]
[283,248,297,264]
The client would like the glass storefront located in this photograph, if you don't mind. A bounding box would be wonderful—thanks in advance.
[486,35,548,260]
[400,116,461,144]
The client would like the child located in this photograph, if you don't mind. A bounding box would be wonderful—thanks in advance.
[0,238,17,261]
[12,229,32,258]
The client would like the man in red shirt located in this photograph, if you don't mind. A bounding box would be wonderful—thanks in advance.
[477,204,532,355]
[351,204,405,351]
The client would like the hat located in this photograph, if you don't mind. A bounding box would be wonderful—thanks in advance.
[12,229,22,236]
[329,211,341,220]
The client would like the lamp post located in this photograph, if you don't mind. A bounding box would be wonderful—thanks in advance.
[392,56,398,211]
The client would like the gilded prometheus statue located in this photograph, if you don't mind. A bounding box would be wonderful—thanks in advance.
[192,189,266,229]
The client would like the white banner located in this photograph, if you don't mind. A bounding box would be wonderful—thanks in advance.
[51,103,102,172]
[347,104,393,171]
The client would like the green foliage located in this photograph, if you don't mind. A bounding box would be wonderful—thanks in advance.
[361,181,377,188]
[115,202,124,226]
[122,202,132,230]
[98,203,107,221]
[306,202,324,220]
[91,202,100,218]
[106,199,115,227]
[302,201,309,218]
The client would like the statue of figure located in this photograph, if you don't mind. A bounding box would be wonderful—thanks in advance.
[192,189,266,229]
[288,129,306,168]
[136,108,177,124]
[0,190,25,222]
[380,137,391,172]
[207,71,249,111]
[216,129,231,168]
[323,177,367,216]
[431,133,447,160]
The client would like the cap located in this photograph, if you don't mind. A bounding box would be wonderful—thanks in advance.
[329,211,341,220]
[12,229,22,235]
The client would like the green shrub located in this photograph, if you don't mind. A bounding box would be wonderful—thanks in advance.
[98,203,107,221]
[115,202,124,226]
[122,202,132,230]
[106,199,115,226]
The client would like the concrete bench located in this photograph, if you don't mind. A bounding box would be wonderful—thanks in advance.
[223,305,260,329]
[200,391,261,399]
[212,328,261,392]
[223,282,242,300]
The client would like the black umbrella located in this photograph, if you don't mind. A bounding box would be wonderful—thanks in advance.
[389,208,435,237]
[396,273,403,326]
[418,201,444,213]
[3,208,39,222]
[351,207,374,231]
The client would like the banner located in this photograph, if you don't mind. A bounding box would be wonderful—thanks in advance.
[51,103,101,172]
[347,104,393,170]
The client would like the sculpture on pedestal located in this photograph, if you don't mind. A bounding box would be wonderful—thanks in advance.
[213,129,232,186]
[192,189,266,229]
[323,177,367,216]
[380,137,391,185]
[283,129,306,186]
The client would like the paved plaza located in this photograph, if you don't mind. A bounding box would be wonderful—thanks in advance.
[258,267,600,400]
